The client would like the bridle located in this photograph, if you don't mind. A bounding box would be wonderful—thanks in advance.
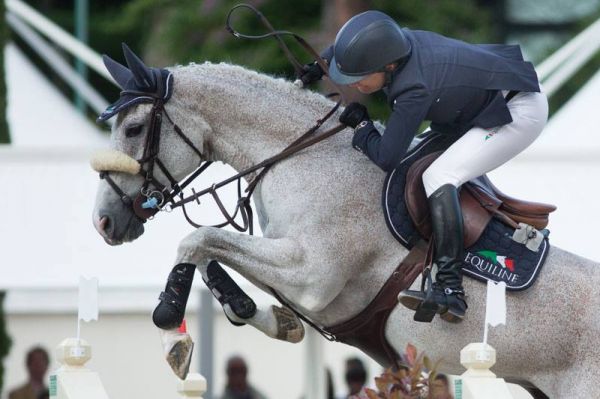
[98,96,213,222]
[98,88,344,232]
[97,3,347,235]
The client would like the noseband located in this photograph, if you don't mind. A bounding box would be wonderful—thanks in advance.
[92,98,216,222]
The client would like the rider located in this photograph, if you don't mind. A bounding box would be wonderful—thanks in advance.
[300,10,547,323]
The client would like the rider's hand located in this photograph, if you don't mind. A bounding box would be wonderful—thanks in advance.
[339,102,369,129]
[299,62,325,85]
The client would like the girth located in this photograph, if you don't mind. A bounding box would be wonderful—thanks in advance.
[324,242,426,367]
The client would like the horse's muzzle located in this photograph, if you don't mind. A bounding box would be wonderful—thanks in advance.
[94,211,145,245]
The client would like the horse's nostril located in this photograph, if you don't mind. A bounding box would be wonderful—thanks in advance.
[99,216,112,236]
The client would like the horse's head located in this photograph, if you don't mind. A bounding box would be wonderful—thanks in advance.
[91,44,209,245]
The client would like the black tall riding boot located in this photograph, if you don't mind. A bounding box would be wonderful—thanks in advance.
[399,184,468,323]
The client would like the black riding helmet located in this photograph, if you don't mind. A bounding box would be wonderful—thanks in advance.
[328,10,412,85]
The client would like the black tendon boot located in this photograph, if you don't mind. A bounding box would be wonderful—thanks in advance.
[153,263,196,329]
[203,260,257,326]
[399,184,468,323]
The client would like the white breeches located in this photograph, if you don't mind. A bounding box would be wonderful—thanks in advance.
[422,90,549,197]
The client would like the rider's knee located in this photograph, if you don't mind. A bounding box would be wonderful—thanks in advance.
[422,165,458,197]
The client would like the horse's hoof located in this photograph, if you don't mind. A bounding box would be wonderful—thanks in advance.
[165,333,194,380]
[273,305,305,343]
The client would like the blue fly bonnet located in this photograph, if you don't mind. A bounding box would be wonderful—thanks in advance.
[97,43,173,122]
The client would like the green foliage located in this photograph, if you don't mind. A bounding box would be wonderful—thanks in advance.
[113,0,322,75]
[21,0,497,122]
[0,0,10,143]
[373,0,493,41]
[113,0,493,121]
[0,292,13,393]
[17,1,600,123]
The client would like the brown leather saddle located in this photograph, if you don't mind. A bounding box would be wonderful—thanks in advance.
[404,151,557,247]
[322,148,557,369]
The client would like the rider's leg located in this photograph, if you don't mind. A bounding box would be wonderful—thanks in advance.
[398,184,467,322]
[399,90,548,322]
[427,184,467,322]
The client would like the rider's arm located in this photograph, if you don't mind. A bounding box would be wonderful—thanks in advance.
[352,86,431,171]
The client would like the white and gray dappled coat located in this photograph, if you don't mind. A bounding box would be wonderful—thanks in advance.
[92,61,600,398]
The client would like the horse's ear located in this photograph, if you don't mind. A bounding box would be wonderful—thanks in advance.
[121,43,155,89]
[102,55,132,89]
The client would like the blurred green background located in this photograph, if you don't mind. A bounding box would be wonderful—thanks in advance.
[8,0,600,123]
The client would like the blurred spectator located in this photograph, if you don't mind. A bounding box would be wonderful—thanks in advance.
[8,346,50,399]
[430,374,453,399]
[220,355,267,399]
[36,390,49,399]
[342,357,368,398]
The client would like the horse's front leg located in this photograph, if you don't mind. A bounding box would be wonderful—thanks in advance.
[179,226,309,335]
[157,227,307,378]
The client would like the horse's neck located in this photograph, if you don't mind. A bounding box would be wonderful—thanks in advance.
[172,63,337,173]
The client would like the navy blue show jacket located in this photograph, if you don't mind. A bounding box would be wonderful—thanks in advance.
[329,29,541,172]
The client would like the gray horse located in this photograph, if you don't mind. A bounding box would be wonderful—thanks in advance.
[91,53,599,397]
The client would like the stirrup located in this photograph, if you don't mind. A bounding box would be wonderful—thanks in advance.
[203,260,257,326]
[412,271,439,323]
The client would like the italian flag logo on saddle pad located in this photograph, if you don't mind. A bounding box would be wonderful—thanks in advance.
[459,225,550,291]
[463,250,519,285]
[477,250,515,272]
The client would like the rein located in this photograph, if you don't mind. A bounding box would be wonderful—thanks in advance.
[99,4,347,235]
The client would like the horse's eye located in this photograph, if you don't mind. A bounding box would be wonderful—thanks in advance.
[125,125,143,138]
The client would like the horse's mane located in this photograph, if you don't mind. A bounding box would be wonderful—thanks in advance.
[169,62,338,124]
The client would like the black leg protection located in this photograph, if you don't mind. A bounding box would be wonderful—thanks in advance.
[203,260,257,326]
[153,263,196,329]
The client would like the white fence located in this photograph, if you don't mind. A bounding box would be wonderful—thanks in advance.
[5,0,115,120]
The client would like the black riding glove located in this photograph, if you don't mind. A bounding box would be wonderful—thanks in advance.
[339,102,369,128]
[299,62,325,85]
